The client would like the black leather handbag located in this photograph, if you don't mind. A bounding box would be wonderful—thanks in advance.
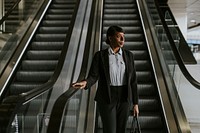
[130,116,141,133]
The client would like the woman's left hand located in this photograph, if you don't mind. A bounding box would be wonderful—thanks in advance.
[133,104,139,117]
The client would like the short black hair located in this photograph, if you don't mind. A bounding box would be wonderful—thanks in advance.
[106,25,124,44]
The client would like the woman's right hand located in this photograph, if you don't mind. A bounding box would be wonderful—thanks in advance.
[72,80,87,89]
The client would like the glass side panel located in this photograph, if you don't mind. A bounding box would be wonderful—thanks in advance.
[8,89,52,133]
[60,92,81,133]
[144,0,200,132]
[164,11,180,48]
[0,0,45,75]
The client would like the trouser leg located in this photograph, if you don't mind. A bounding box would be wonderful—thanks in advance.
[97,102,117,133]
[97,86,129,133]
[116,102,130,133]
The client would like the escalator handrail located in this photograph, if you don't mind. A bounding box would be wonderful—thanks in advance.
[154,0,200,90]
[158,3,196,64]
[0,0,80,132]
[46,0,98,132]
[0,0,22,26]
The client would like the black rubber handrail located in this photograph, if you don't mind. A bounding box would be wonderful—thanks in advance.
[0,0,80,132]
[0,0,22,27]
[154,0,200,89]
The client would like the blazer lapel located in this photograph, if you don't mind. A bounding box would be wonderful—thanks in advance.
[122,49,129,78]
[101,49,110,84]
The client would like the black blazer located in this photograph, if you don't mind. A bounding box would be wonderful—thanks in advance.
[85,48,138,105]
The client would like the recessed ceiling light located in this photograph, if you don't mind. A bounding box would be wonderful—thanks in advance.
[190,20,196,23]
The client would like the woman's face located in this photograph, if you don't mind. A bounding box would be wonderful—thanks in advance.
[109,32,125,48]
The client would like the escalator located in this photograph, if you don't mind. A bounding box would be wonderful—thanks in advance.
[41,0,197,132]
[2,0,78,102]
[0,0,80,132]
[97,0,168,132]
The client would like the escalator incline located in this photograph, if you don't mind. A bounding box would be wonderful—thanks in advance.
[98,0,168,132]
[1,0,78,132]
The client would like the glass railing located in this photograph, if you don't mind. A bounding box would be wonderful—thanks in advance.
[8,89,53,133]
[0,0,46,75]
[164,11,180,48]
[59,92,81,133]
[144,0,200,132]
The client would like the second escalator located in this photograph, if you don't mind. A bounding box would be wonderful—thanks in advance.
[1,0,79,132]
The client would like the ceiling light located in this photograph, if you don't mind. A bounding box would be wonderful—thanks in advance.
[190,20,196,23]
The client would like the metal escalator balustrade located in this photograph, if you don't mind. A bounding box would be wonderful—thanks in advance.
[97,0,168,132]
[0,0,79,132]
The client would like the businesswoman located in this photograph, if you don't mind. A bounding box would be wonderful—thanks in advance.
[72,25,139,133]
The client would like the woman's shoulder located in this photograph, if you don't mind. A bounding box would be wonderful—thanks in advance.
[95,48,108,55]
[123,48,134,56]
[93,49,108,58]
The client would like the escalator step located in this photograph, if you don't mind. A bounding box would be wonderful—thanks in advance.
[42,20,71,27]
[39,27,69,34]
[35,34,66,41]
[45,14,72,20]
[135,60,151,71]
[138,83,156,96]
[104,8,137,14]
[103,20,140,26]
[104,4,136,9]
[136,71,153,82]
[139,98,159,111]
[103,14,139,20]
[48,9,74,14]
[50,4,75,9]
[31,42,64,50]
[26,51,61,60]
[16,71,53,82]
[131,50,148,60]
[9,82,43,95]
[21,60,58,71]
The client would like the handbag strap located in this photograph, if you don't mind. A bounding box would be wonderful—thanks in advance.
[130,116,141,133]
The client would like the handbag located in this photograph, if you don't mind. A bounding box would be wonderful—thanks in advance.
[130,116,141,133]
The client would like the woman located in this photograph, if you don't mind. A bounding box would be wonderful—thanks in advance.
[72,25,139,133]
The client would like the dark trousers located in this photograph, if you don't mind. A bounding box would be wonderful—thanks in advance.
[97,86,129,133]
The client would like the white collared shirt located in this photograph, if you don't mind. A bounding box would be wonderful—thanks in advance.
[108,47,127,86]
